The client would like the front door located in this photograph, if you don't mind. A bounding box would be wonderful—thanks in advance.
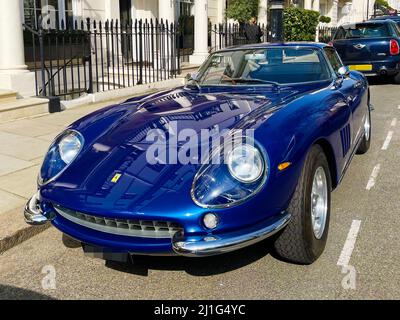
[120,0,132,62]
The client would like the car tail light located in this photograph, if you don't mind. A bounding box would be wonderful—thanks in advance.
[390,39,400,55]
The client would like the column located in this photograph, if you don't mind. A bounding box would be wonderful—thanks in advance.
[258,0,268,26]
[190,0,209,65]
[313,0,320,12]
[314,0,321,42]
[330,0,338,26]
[0,0,35,97]
[159,0,175,22]
[72,0,83,22]
[304,0,313,10]
[217,0,226,24]
[105,0,121,20]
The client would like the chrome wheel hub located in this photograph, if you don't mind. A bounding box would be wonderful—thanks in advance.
[364,114,371,142]
[311,167,328,240]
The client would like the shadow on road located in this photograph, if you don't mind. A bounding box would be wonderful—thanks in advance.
[0,284,56,300]
[105,238,276,277]
[367,76,395,86]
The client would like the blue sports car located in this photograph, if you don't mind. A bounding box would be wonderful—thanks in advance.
[25,43,371,265]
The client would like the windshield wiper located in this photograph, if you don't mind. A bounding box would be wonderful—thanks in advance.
[229,78,280,86]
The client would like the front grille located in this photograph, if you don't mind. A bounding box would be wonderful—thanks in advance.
[54,205,183,239]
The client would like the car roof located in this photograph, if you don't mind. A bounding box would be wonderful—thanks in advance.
[216,42,328,52]
[371,15,400,21]
[340,19,395,28]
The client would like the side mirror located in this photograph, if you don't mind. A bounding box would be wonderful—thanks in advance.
[186,72,199,82]
[338,66,350,77]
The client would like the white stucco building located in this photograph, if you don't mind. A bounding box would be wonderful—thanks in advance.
[1,0,273,97]
[0,0,393,99]
[288,1,386,26]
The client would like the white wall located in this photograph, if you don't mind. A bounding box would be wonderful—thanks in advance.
[337,0,376,25]
[208,0,227,25]
[388,0,400,10]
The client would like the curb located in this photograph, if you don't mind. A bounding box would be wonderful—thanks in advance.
[0,219,51,255]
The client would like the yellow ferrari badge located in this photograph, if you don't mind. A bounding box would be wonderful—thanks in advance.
[111,173,122,184]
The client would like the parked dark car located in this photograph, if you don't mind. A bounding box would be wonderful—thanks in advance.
[331,20,400,83]
[370,15,400,27]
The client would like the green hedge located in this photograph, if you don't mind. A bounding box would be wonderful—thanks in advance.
[226,0,260,23]
[283,7,320,42]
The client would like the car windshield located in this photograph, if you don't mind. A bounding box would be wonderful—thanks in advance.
[342,23,390,38]
[196,48,331,86]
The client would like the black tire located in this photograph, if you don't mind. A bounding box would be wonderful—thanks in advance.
[274,145,332,265]
[393,73,400,84]
[356,108,371,155]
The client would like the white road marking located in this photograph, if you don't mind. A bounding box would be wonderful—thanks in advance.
[382,131,394,150]
[366,164,381,191]
[337,220,362,267]
[391,118,397,127]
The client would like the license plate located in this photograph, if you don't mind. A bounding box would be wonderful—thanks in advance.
[83,244,129,263]
[349,64,373,71]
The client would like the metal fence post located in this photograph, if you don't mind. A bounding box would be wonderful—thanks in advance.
[86,18,94,94]
[38,18,47,97]
[138,19,143,85]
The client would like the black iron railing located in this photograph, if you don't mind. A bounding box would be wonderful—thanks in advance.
[318,26,337,44]
[24,18,180,100]
[209,23,271,52]
[24,18,275,100]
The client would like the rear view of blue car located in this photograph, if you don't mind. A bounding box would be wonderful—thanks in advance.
[331,20,400,83]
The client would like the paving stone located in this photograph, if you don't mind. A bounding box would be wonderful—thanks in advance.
[0,154,34,177]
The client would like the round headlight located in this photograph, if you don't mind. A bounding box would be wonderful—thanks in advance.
[59,133,83,164]
[227,144,264,183]
[39,130,84,185]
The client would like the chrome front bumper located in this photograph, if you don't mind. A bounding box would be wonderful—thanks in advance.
[172,213,291,257]
[25,193,291,257]
[24,192,56,226]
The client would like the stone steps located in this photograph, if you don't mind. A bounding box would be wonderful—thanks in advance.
[0,95,49,123]
[0,89,18,103]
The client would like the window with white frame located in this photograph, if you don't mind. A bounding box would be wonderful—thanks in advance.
[23,0,74,28]
[179,0,194,17]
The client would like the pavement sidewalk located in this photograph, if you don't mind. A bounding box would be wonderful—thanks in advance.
[0,94,142,254]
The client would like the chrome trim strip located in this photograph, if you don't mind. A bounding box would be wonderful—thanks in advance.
[172,213,291,257]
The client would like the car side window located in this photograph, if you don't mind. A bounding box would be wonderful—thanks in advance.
[393,22,400,37]
[334,28,345,40]
[324,48,344,75]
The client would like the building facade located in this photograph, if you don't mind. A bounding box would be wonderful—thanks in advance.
[21,0,228,27]
[287,0,382,26]
[0,0,396,99]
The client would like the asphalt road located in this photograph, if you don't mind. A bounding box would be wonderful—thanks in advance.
[0,79,399,300]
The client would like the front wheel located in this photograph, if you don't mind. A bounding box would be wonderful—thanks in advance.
[274,145,332,265]
[356,108,372,155]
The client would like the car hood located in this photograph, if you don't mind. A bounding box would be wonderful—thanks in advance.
[40,86,316,215]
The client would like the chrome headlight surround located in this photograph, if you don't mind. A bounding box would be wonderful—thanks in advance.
[38,129,84,186]
[191,137,269,209]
